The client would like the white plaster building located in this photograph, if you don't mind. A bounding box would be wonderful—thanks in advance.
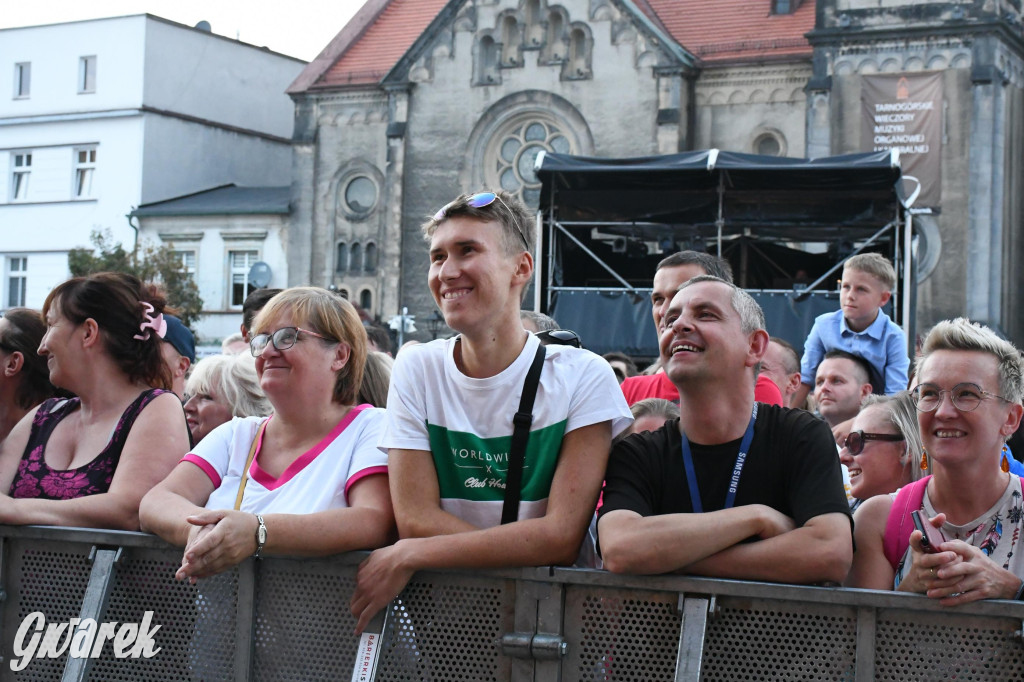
[133,185,290,343]
[0,15,304,311]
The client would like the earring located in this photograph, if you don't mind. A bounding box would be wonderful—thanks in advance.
[920,449,929,471]
[1002,450,1011,474]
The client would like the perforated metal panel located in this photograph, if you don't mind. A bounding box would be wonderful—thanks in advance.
[89,551,239,681]
[5,541,93,681]
[701,599,858,681]
[563,587,682,682]
[252,560,361,682]
[376,574,514,681]
[874,610,1024,680]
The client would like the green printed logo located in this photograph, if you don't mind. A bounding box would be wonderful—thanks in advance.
[427,421,567,502]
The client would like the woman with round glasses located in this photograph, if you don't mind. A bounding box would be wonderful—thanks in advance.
[847,318,1024,604]
[141,287,394,580]
[839,391,925,513]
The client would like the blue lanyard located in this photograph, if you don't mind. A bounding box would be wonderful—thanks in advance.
[681,404,758,513]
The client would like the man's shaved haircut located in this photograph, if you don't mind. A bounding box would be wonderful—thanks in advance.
[821,349,872,386]
[656,251,733,283]
[677,275,764,334]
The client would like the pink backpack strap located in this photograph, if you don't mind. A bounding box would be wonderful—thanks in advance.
[883,475,931,571]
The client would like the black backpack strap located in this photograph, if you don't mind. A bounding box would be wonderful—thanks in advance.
[501,343,547,525]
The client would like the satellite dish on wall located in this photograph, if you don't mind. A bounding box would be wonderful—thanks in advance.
[195,20,212,32]
[248,262,272,288]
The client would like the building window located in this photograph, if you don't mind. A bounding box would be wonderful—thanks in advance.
[229,250,259,307]
[79,56,97,94]
[494,120,572,205]
[73,147,97,198]
[11,152,31,202]
[364,242,378,273]
[359,289,372,312]
[344,176,378,215]
[336,241,348,273]
[172,249,197,280]
[772,0,802,14]
[753,130,786,157]
[7,257,27,308]
[13,63,30,99]
[350,242,363,273]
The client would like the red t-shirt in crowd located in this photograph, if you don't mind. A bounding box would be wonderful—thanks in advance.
[620,372,783,407]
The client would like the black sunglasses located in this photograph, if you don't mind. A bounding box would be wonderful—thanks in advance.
[843,430,904,456]
[535,329,582,348]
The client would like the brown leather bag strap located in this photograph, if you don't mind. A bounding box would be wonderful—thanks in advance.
[234,419,268,511]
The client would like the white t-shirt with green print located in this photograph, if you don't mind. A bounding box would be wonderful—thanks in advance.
[379,333,633,529]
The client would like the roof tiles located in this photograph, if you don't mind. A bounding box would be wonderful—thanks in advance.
[643,0,815,63]
[315,0,448,88]
[300,0,814,93]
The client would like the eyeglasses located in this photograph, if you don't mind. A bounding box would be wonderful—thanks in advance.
[911,382,1010,412]
[432,192,530,251]
[535,329,582,348]
[249,326,334,357]
[843,430,904,455]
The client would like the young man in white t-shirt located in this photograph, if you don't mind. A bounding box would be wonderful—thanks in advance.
[350,190,632,632]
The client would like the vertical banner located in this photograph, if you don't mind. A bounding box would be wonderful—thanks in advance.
[861,72,944,207]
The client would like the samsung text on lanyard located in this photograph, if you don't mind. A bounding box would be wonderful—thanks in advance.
[681,403,758,514]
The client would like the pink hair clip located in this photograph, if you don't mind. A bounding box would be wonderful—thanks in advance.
[134,302,167,341]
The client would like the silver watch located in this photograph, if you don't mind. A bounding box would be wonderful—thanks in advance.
[254,514,267,558]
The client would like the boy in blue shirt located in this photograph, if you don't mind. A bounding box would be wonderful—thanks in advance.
[792,253,910,410]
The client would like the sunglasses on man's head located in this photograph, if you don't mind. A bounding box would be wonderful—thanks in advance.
[535,329,582,349]
[432,192,530,250]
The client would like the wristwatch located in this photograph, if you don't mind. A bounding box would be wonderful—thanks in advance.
[254,515,267,559]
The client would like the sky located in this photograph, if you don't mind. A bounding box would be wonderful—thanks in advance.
[0,0,369,62]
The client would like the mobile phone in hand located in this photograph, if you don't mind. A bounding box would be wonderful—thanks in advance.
[911,510,946,553]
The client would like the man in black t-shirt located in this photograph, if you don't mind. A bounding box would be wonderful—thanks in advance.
[598,276,853,584]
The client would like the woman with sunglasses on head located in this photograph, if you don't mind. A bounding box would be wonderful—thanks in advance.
[140,287,393,581]
[847,318,1024,604]
[0,273,189,530]
[839,391,926,513]
[0,308,56,443]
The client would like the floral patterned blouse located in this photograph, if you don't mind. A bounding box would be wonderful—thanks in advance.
[9,388,167,500]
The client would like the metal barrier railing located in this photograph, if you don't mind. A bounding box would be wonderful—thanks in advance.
[1,525,1023,681]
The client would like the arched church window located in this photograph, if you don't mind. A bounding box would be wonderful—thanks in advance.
[493,119,573,205]
[351,242,363,273]
[336,242,348,273]
[364,242,378,273]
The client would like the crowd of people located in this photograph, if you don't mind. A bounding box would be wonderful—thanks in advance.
[1,188,1023,634]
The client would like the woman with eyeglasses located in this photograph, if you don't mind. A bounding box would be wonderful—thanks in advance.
[0,309,56,443]
[847,318,1024,604]
[141,287,394,580]
[839,391,926,513]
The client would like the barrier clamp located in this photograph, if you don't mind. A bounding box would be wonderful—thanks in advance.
[500,632,567,660]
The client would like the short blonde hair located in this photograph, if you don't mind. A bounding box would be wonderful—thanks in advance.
[916,318,1024,405]
[186,354,271,418]
[251,287,367,405]
[844,253,896,291]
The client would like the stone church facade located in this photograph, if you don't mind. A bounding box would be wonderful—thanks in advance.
[287,0,1024,342]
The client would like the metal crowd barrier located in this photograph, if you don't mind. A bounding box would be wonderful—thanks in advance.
[1,525,1023,681]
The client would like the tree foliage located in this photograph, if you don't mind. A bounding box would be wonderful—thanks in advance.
[67,230,204,328]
